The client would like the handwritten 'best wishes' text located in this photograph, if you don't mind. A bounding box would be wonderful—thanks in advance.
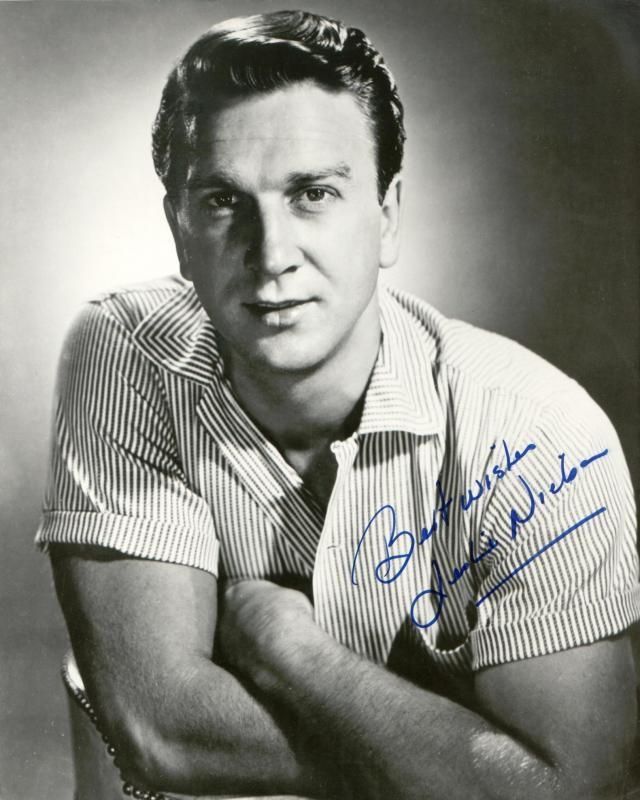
[350,440,609,630]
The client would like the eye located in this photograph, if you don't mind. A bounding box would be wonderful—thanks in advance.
[293,186,338,212]
[304,188,328,202]
[205,191,240,214]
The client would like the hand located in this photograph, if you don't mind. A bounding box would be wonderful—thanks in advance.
[218,579,314,689]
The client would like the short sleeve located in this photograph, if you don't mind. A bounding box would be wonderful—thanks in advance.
[470,390,640,669]
[36,301,220,575]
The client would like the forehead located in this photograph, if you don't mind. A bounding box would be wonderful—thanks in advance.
[185,82,377,188]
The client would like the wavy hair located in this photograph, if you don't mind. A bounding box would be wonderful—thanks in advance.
[152,10,405,202]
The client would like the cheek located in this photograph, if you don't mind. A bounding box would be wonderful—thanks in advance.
[335,208,383,277]
[186,230,243,287]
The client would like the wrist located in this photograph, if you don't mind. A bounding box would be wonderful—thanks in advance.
[251,614,328,695]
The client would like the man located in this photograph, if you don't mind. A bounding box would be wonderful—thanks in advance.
[37,9,639,799]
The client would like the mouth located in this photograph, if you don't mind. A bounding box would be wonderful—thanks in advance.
[243,298,314,328]
[248,299,308,310]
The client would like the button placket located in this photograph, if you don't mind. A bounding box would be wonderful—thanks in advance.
[312,434,360,611]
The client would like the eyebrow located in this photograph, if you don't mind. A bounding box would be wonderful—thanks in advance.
[186,162,353,191]
[186,169,241,191]
[286,163,352,186]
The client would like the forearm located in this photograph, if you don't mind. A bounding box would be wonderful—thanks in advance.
[50,549,333,799]
[106,652,331,798]
[242,626,564,800]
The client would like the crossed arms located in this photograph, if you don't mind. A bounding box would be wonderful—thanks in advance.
[51,545,636,800]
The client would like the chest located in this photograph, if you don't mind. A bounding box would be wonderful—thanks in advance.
[170,379,482,675]
[187,428,470,667]
[281,443,339,512]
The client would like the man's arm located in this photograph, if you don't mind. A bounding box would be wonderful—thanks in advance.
[50,545,334,798]
[220,580,637,800]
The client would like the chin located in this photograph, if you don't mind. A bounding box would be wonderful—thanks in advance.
[243,338,328,375]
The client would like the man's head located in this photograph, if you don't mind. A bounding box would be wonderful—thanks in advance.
[156,11,406,379]
[152,10,405,204]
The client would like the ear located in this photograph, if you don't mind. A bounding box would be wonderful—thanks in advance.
[379,174,402,270]
[163,195,192,280]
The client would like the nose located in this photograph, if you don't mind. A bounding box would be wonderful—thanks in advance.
[244,202,303,277]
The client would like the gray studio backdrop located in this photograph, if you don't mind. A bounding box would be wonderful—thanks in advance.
[1,1,637,797]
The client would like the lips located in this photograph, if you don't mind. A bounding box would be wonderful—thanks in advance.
[243,298,314,328]
[247,299,308,311]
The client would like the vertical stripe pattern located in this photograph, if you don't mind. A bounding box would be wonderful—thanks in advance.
[37,276,640,675]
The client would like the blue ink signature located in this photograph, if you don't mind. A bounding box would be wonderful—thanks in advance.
[508,449,607,539]
[350,444,609,630]
[411,507,607,629]
[459,439,537,513]
[416,439,537,545]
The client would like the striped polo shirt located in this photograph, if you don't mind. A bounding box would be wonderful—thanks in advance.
[37,277,640,674]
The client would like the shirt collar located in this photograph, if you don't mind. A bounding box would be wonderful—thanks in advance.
[133,281,445,437]
[357,287,445,437]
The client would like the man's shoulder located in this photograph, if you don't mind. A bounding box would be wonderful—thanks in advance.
[87,274,193,333]
[386,286,593,416]
[69,275,216,385]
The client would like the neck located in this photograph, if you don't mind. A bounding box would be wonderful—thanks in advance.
[225,308,381,452]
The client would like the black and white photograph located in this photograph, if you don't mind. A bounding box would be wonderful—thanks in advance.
[1,2,639,798]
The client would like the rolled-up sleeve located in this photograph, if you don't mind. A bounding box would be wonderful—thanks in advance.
[470,393,640,670]
[36,301,219,575]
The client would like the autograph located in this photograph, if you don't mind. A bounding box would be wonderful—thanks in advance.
[350,441,609,630]
[419,439,537,545]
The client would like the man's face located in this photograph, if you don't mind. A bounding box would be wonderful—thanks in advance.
[165,81,400,375]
